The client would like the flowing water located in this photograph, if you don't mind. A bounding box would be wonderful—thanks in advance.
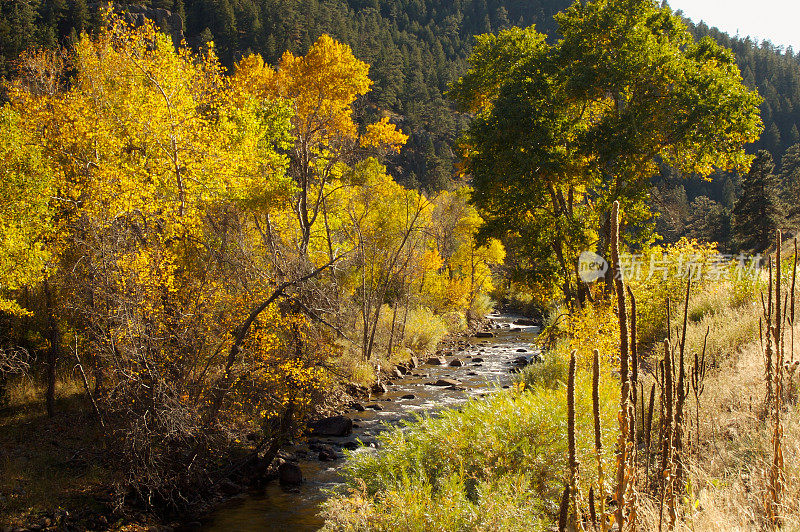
[202,313,540,531]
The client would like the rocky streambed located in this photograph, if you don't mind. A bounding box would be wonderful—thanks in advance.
[201,313,541,531]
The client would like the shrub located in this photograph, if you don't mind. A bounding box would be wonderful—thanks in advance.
[322,472,549,531]
[535,303,619,371]
[469,293,495,321]
[517,353,569,390]
[627,238,720,345]
[400,306,448,354]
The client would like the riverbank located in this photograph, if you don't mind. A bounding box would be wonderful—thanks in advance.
[0,311,540,532]
[321,268,800,530]
[201,312,542,530]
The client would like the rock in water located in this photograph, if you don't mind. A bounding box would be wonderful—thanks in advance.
[426,356,447,365]
[513,318,539,326]
[448,358,464,367]
[278,462,303,485]
[317,446,338,461]
[475,331,494,338]
[430,378,462,387]
[308,415,353,437]
[219,479,242,495]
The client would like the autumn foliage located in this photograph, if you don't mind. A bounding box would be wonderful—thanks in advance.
[0,14,501,511]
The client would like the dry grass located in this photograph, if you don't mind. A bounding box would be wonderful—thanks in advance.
[636,301,800,530]
[0,377,111,527]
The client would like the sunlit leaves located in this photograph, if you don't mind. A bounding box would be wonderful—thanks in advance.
[360,117,409,153]
[0,107,52,316]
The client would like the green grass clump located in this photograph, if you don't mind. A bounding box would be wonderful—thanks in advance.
[517,353,569,391]
[321,371,619,530]
[322,472,549,531]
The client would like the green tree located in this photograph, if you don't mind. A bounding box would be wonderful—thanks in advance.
[779,143,800,225]
[733,150,783,252]
[684,195,728,244]
[450,0,762,300]
[556,0,762,255]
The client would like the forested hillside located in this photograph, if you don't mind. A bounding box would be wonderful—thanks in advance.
[5,0,798,195]
[1,0,571,192]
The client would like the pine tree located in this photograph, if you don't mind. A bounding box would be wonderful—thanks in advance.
[733,150,783,252]
[685,195,727,244]
[779,143,800,225]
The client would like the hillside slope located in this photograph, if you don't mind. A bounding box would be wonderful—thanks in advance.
[2,0,800,192]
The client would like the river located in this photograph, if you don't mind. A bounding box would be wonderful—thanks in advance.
[202,313,540,531]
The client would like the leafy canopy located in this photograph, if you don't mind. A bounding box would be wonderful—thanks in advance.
[450,0,763,298]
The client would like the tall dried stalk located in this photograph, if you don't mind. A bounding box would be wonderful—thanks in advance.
[766,257,774,407]
[691,327,709,452]
[774,233,781,389]
[592,348,607,531]
[666,298,671,344]
[558,485,570,532]
[645,382,656,485]
[791,238,796,362]
[568,349,584,531]
[672,280,690,483]
[611,202,629,393]
[658,338,674,531]
[766,231,785,527]
[627,286,639,444]
[611,201,636,530]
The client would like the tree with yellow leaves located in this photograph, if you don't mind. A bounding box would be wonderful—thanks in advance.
[3,14,343,506]
[232,35,408,255]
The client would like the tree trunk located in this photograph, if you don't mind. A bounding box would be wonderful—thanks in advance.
[43,279,60,418]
